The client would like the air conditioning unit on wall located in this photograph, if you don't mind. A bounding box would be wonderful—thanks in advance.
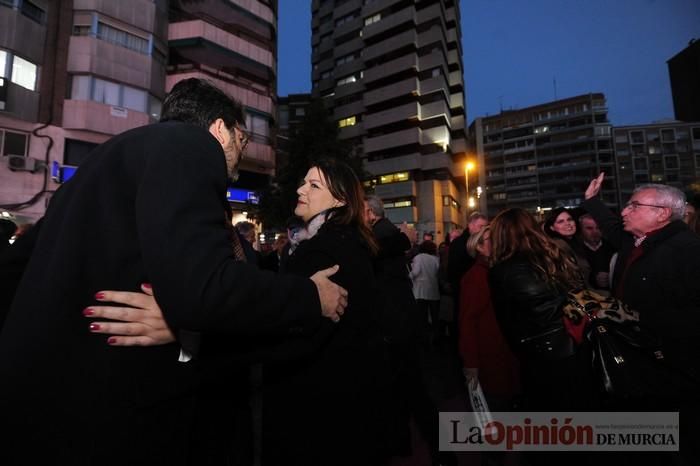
[4,155,43,173]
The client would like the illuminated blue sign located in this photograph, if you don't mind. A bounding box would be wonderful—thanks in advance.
[51,161,78,184]
[226,188,259,204]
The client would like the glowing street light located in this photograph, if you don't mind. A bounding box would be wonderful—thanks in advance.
[465,161,475,211]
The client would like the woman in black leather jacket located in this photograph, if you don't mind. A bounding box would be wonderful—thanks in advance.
[488,208,595,411]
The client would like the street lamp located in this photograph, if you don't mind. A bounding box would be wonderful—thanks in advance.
[465,161,475,212]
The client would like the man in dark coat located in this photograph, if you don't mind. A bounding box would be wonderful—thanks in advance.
[576,213,616,292]
[0,78,347,466]
[584,173,700,464]
[364,196,456,466]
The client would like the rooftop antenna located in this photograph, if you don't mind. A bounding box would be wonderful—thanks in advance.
[553,76,558,100]
[498,95,503,113]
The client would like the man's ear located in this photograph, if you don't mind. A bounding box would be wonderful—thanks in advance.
[658,207,673,223]
[208,118,228,146]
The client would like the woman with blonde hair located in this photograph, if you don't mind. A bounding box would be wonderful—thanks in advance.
[458,226,519,408]
[488,208,593,412]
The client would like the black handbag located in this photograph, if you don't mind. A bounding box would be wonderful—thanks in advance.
[565,289,699,407]
[590,318,700,409]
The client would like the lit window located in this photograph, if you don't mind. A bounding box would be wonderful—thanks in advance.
[338,116,357,128]
[384,199,413,209]
[378,172,409,184]
[0,50,7,78]
[11,55,37,91]
[337,75,358,86]
[364,13,381,26]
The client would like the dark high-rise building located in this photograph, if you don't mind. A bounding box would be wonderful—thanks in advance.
[668,39,700,123]
[471,93,617,218]
[613,121,700,203]
[311,0,468,242]
[277,93,311,169]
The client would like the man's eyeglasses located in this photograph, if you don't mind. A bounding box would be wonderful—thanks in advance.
[623,201,667,211]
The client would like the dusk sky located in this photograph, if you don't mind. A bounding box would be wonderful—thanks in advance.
[278,0,700,126]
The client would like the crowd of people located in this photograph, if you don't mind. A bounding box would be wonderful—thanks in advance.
[1,78,699,466]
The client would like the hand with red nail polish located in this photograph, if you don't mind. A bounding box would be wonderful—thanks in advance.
[84,284,174,346]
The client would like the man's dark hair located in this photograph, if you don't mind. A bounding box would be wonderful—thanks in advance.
[419,239,437,255]
[160,78,245,130]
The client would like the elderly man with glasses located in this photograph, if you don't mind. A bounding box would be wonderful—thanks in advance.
[583,173,700,463]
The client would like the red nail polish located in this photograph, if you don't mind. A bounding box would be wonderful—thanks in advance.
[107,337,117,345]
[83,308,94,316]
[89,323,100,331]
[142,283,152,289]
[95,292,105,300]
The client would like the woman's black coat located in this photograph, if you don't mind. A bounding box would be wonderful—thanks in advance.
[489,255,595,411]
[261,222,386,465]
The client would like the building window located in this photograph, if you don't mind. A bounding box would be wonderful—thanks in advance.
[338,116,357,128]
[0,49,38,91]
[335,12,358,26]
[364,13,381,26]
[633,157,648,170]
[493,193,506,200]
[320,70,332,80]
[595,126,611,136]
[661,128,675,142]
[70,75,158,115]
[384,199,413,209]
[335,53,357,66]
[662,143,676,154]
[442,195,460,210]
[3,0,48,24]
[337,74,359,86]
[96,22,150,55]
[295,108,305,117]
[629,131,644,144]
[692,127,700,140]
[72,15,152,56]
[0,128,29,157]
[0,50,7,79]
[378,171,409,184]
[64,138,98,166]
[244,113,271,144]
[664,155,679,170]
[93,78,122,106]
